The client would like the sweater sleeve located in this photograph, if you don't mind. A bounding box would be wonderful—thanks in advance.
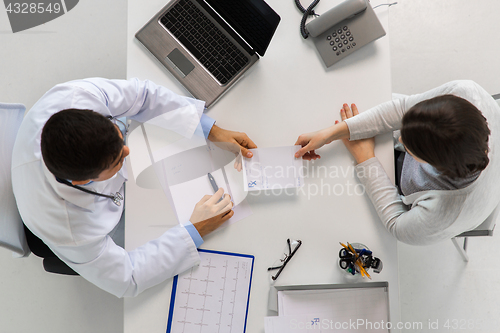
[355,157,459,245]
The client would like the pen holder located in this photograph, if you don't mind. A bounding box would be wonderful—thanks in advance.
[338,243,372,280]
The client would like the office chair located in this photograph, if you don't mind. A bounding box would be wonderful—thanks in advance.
[450,94,500,262]
[451,205,498,262]
[0,103,78,275]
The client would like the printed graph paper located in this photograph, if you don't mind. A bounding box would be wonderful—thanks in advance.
[167,249,254,333]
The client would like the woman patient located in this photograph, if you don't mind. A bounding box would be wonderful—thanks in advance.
[295,80,500,245]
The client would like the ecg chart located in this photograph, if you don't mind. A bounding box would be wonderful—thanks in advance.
[167,250,254,333]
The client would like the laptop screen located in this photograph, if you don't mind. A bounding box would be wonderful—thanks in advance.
[202,0,280,56]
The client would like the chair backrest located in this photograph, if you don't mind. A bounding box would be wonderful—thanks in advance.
[456,203,498,237]
[0,103,30,257]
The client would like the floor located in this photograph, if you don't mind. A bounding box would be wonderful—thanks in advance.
[0,1,127,333]
[1,0,500,332]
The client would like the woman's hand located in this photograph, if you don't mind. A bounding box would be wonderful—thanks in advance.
[294,118,350,160]
[340,103,375,164]
[294,128,331,160]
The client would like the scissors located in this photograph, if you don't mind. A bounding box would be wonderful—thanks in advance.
[338,248,357,274]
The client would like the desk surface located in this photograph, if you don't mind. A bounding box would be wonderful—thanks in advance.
[125,0,398,332]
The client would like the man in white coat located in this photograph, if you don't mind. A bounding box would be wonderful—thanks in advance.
[11,77,256,297]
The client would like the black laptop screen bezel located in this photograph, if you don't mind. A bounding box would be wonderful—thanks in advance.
[197,0,280,57]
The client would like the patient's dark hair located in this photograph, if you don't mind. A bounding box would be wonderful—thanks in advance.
[41,109,124,181]
[401,95,490,179]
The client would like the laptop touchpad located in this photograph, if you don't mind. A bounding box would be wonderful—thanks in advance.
[165,48,195,78]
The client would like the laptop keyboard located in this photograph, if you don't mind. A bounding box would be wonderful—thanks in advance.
[160,0,249,85]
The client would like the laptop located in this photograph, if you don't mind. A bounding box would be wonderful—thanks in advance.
[136,0,281,108]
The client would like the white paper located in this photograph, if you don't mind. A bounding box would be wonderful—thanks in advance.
[169,169,226,222]
[128,119,252,226]
[168,165,251,225]
[243,146,304,191]
[224,159,247,205]
[167,251,253,333]
[127,110,203,183]
[267,287,390,333]
[265,313,333,333]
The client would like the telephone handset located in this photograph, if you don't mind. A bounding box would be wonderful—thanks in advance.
[306,0,367,38]
[296,0,386,68]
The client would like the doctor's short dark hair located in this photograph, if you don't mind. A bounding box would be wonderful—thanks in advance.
[401,95,490,179]
[41,109,124,181]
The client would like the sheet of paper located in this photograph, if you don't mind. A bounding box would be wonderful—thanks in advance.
[142,136,252,226]
[265,313,335,333]
[168,166,251,225]
[167,250,254,333]
[224,158,247,205]
[269,287,390,333]
[127,109,203,183]
[242,146,304,191]
[169,169,226,223]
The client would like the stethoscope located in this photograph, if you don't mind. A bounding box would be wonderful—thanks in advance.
[55,116,129,207]
[56,178,124,206]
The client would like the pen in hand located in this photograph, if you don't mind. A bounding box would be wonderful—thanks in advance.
[207,173,223,203]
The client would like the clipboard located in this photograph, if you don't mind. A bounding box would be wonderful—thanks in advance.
[166,249,255,333]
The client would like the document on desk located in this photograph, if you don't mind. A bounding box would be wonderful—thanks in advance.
[243,146,304,191]
[165,146,252,225]
[128,119,253,226]
[166,249,254,333]
[265,284,390,333]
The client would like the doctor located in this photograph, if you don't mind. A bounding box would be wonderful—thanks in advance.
[11,77,257,297]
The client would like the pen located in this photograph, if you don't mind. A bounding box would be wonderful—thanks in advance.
[345,242,371,279]
[207,173,223,203]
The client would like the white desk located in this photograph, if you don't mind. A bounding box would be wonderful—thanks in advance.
[125,1,399,332]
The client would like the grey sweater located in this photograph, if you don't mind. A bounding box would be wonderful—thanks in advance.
[400,153,480,196]
[344,80,500,245]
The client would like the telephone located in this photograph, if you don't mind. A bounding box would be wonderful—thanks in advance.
[297,0,386,67]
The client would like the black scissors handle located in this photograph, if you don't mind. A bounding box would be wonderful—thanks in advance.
[339,258,350,269]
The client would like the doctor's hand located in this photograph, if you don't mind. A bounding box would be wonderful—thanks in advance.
[190,188,234,237]
[208,125,257,159]
[339,103,375,164]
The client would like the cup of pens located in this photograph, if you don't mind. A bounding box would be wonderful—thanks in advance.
[338,242,383,279]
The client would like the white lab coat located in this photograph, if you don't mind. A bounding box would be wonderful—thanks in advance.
[12,78,206,297]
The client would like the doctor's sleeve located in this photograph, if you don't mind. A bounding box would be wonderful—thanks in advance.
[53,225,200,298]
[70,77,208,137]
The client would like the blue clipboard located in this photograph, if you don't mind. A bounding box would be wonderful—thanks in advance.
[166,249,255,333]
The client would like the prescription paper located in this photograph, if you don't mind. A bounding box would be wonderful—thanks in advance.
[242,146,304,191]
[157,141,252,226]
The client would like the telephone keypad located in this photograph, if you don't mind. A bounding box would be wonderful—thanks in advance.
[327,25,355,56]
